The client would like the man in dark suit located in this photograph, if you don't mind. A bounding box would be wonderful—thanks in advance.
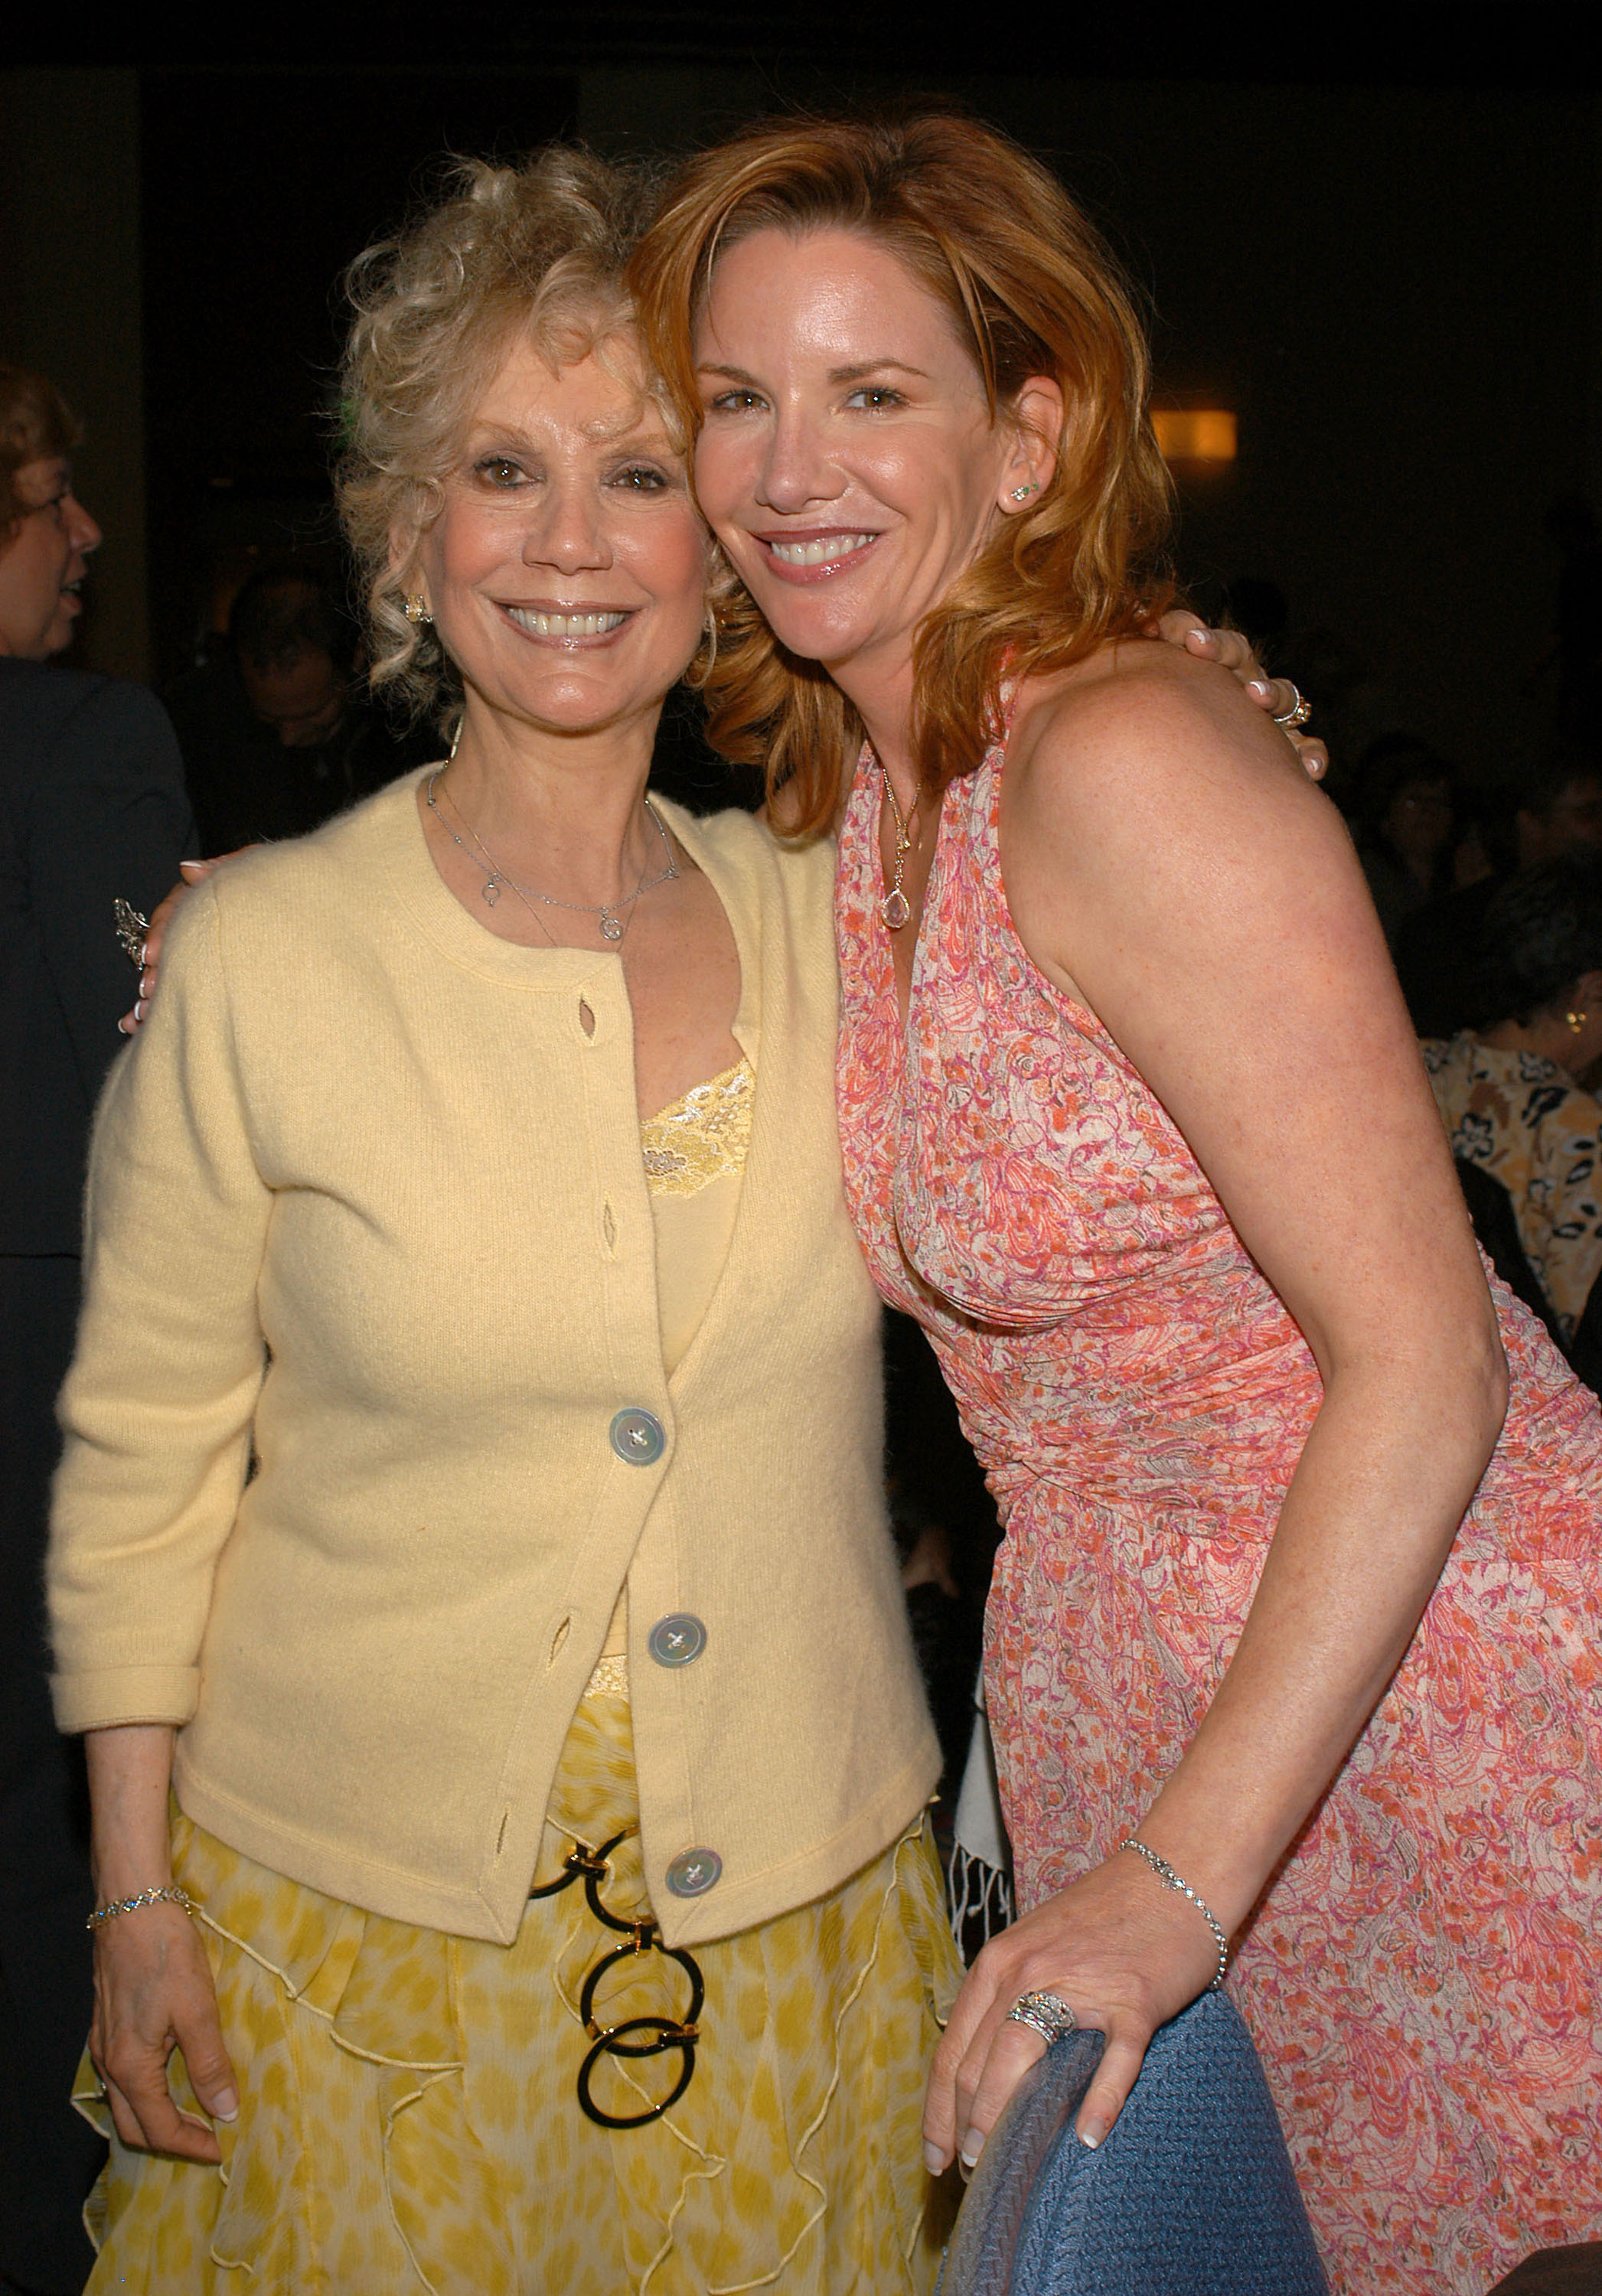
[1,363,194,2294]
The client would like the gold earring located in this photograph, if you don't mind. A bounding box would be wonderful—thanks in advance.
[404,594,432,625]
[1567,1010,1588,1032]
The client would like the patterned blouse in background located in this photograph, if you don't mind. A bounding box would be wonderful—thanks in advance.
[1422,1030,1602,1339]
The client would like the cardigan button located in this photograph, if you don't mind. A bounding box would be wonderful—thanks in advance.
[648,1613,706,1668]
[609,1407,665,1465]
[665,1848,722,1898]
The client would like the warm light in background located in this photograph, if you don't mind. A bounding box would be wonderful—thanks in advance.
[1152,409,1238,462]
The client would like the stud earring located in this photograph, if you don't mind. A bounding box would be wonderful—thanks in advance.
[404,594,433,625]
[1567,1009,1589,1032]
[1010,482,1039,502]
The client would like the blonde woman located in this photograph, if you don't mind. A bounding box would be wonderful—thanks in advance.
[50,152,951,2296]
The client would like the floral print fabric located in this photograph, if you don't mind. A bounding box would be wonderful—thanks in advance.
[835,732,1602,2296]
[1422,1030,1602,1338]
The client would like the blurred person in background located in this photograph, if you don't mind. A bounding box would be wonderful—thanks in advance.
[1423,856,1602,1392]
[1353,732,1471,946]
[0,360,193,2296]
[1397,739,1602,1037]
[164,556,432,850]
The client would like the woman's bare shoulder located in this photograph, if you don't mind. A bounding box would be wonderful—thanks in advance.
[1012,641,1307,831]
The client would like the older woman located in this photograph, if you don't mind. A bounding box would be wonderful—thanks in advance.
[49,152,953,2295]
[631,113,1602,2295]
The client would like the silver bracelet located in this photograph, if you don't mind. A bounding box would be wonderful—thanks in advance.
[86,1884,197,1932]
[1121,1838,1230,1991]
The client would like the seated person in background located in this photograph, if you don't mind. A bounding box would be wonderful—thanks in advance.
[1353,732,1470,947]
[1398,740,1602,1036]
[1422,856,1602,1370]
[165,556,432,848]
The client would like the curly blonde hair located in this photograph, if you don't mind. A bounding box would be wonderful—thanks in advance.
[338,148,662,727]
[631,111,1176,835]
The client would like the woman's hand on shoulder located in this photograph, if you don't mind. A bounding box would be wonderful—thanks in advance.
[90,1902,237,2163]
[925,1848,1218,2169]
[119,852,256,1035]
[1150,608,1326,782]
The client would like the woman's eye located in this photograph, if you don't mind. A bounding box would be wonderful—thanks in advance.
[612,465,669,492]
[846,387,905,412]
[476,456,524,488]
[707,390,765,415]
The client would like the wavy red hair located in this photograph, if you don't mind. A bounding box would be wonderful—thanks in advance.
[631,110,1175,834]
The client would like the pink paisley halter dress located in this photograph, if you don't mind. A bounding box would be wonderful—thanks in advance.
[834,726,1602,2296]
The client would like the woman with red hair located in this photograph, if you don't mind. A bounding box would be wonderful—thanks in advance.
[632,112,1602,2294]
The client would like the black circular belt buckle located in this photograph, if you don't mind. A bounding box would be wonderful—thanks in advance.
[577,1934,706,2129]
[527,1825,710,2130]
[577,2014,700,2129]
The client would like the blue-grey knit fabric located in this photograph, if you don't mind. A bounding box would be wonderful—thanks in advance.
[938,1991,1327,2296]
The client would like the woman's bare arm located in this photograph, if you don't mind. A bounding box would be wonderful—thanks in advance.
[924,645,1502,2168]
[84,1725,237,2162]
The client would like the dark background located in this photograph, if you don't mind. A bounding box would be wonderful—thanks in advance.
[2,14,1599,784]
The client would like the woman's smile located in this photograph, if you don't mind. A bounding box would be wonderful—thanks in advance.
[754,528,882,580]
[501,601,637,643]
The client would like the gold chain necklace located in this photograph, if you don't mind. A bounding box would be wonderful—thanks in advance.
[878,763,918,932]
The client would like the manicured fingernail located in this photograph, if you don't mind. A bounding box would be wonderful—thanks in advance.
[133,999,148,1022]
[924,2141,945,2176]
[1248,678,1273,698]
[1078,2118,1106,2150]
[959,2129,985,2169]
[137,941,148,967]
[179,859,210,876]
[139,970,155,995]
[212,2089,239,2122]
[116,1017,132,1035]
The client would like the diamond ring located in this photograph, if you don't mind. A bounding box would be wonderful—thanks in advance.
[1006,1989,1078,2044]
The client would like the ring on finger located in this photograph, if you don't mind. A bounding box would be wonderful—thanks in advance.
[1006,1988,1078,2044]
[1272,683,1313,729]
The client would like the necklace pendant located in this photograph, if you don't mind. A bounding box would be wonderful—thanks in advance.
[482,874,502,908]
[600,911,624,943]
[880,887,912,931]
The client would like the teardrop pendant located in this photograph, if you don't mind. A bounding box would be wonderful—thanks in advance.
[880,887,912,931]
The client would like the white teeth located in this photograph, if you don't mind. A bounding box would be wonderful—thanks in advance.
[508,608,629,638]
[767,534,876,568]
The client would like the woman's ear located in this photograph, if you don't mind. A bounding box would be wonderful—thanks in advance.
[387,520,426,615]
[997,376,1065,514]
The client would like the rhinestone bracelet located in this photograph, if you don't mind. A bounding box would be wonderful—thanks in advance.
[1120,1838,1230,1991]
[86,1885,198,1932]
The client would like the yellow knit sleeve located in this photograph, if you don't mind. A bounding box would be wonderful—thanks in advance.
[47,877,273,1732]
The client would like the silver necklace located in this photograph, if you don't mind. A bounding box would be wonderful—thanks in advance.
[426,771,678,944]
[878,762,918,932]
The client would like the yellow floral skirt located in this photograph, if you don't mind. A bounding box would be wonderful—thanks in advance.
[76,1685,960,2294]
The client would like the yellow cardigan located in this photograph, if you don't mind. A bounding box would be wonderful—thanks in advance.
[48,775,938,1948]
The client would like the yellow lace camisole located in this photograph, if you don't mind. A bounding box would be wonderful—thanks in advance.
[593,1056,755,1676]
